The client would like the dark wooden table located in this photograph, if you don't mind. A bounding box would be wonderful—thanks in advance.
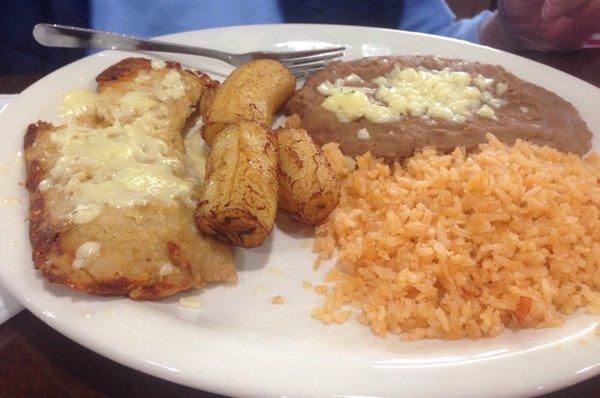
[1,48,599,398]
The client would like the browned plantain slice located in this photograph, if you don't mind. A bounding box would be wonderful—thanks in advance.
[195,121,279,248]
[276,125,340,225]
[201,59,295,145]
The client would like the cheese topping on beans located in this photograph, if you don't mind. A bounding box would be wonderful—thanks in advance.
[318,66,508,124]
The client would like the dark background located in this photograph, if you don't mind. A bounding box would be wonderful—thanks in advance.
[1,1,599,397]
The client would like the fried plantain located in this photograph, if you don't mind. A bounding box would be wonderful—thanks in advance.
[195,121,279,248]
[201,59,295,145]
[276,124,340,225]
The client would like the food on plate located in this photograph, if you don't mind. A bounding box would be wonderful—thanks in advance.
[199,80,219,121]
[21,48,598,346]
[195,121,279,248]
[313,135,600,340]
[202,59,296,145]
[321,142,357,178]
[276,119,340,225]
[285,56,593,161]
[24,57,236,299]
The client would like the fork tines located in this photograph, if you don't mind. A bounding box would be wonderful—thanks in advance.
[269,46,345,77]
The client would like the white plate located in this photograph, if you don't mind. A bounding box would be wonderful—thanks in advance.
[1,24,599,398]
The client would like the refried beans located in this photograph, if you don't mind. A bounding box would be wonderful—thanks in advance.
[285,56,593,161]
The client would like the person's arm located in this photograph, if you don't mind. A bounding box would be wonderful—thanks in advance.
[398,0,492,44]
[479,0,600,52]
[435,11,493,44]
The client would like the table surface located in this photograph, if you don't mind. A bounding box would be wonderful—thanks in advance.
[1,48,599,398]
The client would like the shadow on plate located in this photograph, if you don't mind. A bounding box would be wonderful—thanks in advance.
[233,232,274,273]
[275,210,314,238]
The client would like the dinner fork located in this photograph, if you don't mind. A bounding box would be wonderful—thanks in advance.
[33,23,345,77]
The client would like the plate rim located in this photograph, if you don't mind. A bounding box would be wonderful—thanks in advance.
[1,23,599,398]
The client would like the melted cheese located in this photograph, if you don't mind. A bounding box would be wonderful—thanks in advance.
[44,121,194,224]
[159,262,174,276]
[184,128,209,183]
[151,59,167,70]
[158,70,186,101]
[318,67,509,123]
[116,91,158,120]
[73,241,100,269]
[42,68,202,225]
[59,89,99,121]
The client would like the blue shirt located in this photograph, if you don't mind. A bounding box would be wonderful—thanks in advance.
[90,0,491,43]
[0,0,491,73]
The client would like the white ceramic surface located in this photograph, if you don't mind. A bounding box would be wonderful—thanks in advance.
[0,94,24,324]
[0,25,598,398]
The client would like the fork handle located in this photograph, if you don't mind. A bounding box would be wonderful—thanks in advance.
[33,23,236,65]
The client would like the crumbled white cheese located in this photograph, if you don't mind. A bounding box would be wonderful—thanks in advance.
[427,104,454,120]
[496,82,508,95]
[151,59,167,70]
[481,90,493,103]
[473,74,494,89]
[319,66,508,124]
[344,74,364,83]
[321,90,399,124]
[356,128,371,140]
[477,104,495,119]
[159,262,174,276]
[317,80,374,96]
[73,241,100,269]
[178,296,202,308]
